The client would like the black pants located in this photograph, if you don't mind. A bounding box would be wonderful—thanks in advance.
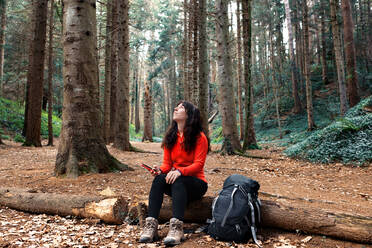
[147,174,208,221]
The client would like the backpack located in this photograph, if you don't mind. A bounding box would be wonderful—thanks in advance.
[207,174,261,246]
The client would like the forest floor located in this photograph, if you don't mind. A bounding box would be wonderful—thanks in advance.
[0,139,371,248]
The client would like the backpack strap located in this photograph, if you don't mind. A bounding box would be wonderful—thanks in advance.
[221,185,238,227]
[248,193,261,247]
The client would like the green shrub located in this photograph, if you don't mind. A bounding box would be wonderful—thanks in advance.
[14,133,25,143]
[285,97,372,165]
[1,135,10,140]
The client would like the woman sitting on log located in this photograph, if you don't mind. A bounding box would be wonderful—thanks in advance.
[139,101,209,246]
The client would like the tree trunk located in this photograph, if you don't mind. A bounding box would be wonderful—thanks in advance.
[284,0,302,114]
[215,0,241,154]
[110,0,118,143]
[103,0,112,144]
[170,47,177,117]
[135,58,141,133]
[142,79,153,142]
[198,0,209,138]
[242,0,257,150]
[236,0,244,140]
[114,0,131,151]
[24,0,48,147]
[0,0,6,98]
[341,0,360,107]
[187,0,193,102]
[320,0,329,85]
[182,0,189,101]
[46,0,54,146]
[330,0,348,116]
[0,188,128,225]
[55,0,130,178]
[303,0,315,130]
[191,0,199,105]
[155,196,372,244]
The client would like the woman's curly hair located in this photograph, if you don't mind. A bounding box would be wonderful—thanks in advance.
[161,101,209,153]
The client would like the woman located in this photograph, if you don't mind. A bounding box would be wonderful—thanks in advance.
[139,101,209,246]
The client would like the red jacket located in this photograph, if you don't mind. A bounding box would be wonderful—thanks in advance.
[160,132,208,183]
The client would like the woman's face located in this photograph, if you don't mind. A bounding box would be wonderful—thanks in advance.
[173,103,187,122]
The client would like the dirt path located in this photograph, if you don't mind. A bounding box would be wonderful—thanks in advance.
[0,140,371,247]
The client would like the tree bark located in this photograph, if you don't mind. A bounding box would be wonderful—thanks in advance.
[191,0,199,105]
[46,0,54,146]
[0,188,128,225]
[198,0,209,138]
[24,0,48,147]
[303,0,316,130]
[114,0,131,151]
[142,78,153,142]
[320,0,329,85]
[0,0,6,98]
[215,0,241,154]
[154,196,372,244]
[55,0,130,178]
[242,0,257,150]
[341,0,360,107]
[236,0,244,140]
[110,0,118,143]
[284,0,302,114]
[330,0,348,116]
[103,0,112,144]
[182,0,189,101]
[135,53,140,133]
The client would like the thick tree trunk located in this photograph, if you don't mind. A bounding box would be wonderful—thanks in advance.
[0,0,6,98]
[0,188,128,224]
[341,0,360,107]
[303,0,315,130]
[103,1,112,144]
[154,196,372,244]
[110,0,118,143]
[114,0,131,151]
[236,0,244,140]
[284,0,302,114]
[320,0,329,85]
[198,0,209,138]
[241,0,257,150]
[330,0,348,116]
[55,0,130,178]
[215,0,241,154]
[24,0,48,147]
[46,0,54,146]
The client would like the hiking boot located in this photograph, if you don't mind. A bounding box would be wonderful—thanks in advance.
[163,218,184,246]
[139,217,159,243]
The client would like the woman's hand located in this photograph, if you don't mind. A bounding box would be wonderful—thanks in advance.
[151,165,161,176]
[165,169,181,184]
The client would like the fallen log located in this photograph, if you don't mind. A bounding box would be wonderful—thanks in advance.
[0,188,128,224]
[156,196,372,244]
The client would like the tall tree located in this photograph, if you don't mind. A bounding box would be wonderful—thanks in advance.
[24,0,48,147]
[242,0,257,149]
[215,0,241,154]
[330,0,348,115]
[0,0,6,97]
[55,0,129,178]
[103,0,112,143]
[303,0,315,130]
[320,0,329,85]
[143,78,153,142]
[236,0,244,140]
[198,0,209,138]
[114,0,131,151]
[110,0,118,143]
[284,0,302,114]
[47,0,54,146]
[135,53,141,133]
[182,0,189,101]
[341,0,360,107]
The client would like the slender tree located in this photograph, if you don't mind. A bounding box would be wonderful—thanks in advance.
[114,0,131,151]
[215,0,241,154]
[135,57,141,133]
[303,0,315,130]
[110,0,118,143]
[236,0,244,140]
[330,0,348,115]
[46,0,54,146]
[198,0,209,138]
[24,0,48,147]
[320,0,329,85]
[341,0,360,107]
[242,0,257,149]
[284,0,302,114]
[103,0,112,143]
[0,0,6,97]
[55,0,129,178]
[143,78,153,142]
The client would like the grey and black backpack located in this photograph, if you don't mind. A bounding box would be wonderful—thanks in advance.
[207,174,261,246]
